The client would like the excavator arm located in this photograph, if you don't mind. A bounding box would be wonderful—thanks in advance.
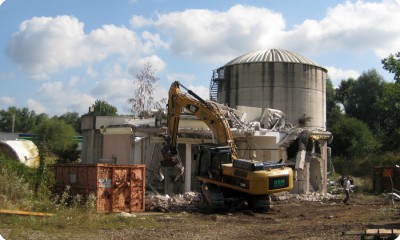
[160,82,293,211]
[162,81,238,164]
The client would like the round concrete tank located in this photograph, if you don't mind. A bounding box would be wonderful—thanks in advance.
[210,49,328,129]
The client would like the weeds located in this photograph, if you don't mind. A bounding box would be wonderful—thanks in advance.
[0,157,55,212]
[0,156,159,239]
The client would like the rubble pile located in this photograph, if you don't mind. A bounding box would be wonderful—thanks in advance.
[145,191,344,212]
[145,192,201,212]
[272,192,342,202]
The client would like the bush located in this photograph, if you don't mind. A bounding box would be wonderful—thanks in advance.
[332,151,400,193]
[334,152,400,177]
[0,157,55,211]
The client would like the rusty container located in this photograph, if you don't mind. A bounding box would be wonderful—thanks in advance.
[373,167,400,193]
[52,164,145,213]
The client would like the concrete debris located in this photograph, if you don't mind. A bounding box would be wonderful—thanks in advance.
[145,192,201,212]
[117,212,137,218]
[219,105,294,133]
[272,192,342,202]
[146,191,342,212]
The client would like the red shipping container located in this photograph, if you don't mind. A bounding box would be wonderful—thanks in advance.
[52,164,145,213]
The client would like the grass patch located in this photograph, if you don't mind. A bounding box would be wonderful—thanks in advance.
[0,158,163,239]
[0,157,55,212]
[1,209,164,239]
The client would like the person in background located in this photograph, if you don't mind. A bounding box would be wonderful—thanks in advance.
[343,176,351,205]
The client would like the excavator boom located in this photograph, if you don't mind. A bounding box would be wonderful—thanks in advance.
[162,81,238,163]
[161,81,293,212]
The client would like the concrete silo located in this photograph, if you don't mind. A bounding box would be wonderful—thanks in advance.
[210,49,328,129]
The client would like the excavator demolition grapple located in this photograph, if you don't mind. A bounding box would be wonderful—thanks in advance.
[161,81,293,212]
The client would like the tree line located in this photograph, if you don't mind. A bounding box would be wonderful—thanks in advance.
[327,52,400,176]
[0,100,118,163]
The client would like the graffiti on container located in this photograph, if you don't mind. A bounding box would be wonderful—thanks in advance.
[99,179,112,188]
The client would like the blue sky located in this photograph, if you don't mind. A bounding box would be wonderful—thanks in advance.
[0,0,399,116]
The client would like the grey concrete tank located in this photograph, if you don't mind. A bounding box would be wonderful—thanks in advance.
[210,49,328,129]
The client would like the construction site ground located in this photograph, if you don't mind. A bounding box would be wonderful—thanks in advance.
[1,193,400,240]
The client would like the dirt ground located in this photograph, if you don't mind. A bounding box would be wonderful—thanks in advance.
[1,193,399,240]
[132,194,400,240]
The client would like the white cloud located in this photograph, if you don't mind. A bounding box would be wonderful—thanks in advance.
[92,77,133,102]
[91,62,134,114]
[68,76,81,88]
[0,0,5,7]
[137,2,400,63]
[7,16,87,79]
[0,96,15,106]
[325,66,360,87]
[138,55,167,72]
[283,1,400,57]
[37,81,96,115]
[186,84,209,100]
[152,5,286,62]
[27,99,48,114]
[130,15,153,28]
[126,55,167,77]
[90,58,169,114]
[6,15,167,79]
[141,31,169,49]
[166,73,194,83]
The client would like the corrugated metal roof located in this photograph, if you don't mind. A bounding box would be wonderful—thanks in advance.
[224,49,322,68]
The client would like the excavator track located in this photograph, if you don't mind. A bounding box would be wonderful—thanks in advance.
[201,183,225,210]
[248,195,270,212]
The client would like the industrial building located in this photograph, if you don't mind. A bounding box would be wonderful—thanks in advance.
[210,49,331,193]
[210,48,327,129]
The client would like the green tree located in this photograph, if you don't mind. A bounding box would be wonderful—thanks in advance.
[30,118,78,163]
[56,112,81,133]
[90,100,117,116]
[375,82,400,150]
[382,52,400,83]
[335,69,385,129]
[326,78,336,123]
[328,112,380,158]
[0,107,48,133]
[128,62,160,118]
[334,78,356,111]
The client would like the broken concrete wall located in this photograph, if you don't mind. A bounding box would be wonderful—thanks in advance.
[309,156,324,192]
[284,132,330,194]
[102,127,132,164]
[81,113,331,196]
[235,133,282,161]
[293,162,310,193]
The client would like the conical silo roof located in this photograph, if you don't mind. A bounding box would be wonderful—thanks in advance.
[224,49,326,70]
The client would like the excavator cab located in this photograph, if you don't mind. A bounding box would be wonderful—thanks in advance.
[197,144,232,181]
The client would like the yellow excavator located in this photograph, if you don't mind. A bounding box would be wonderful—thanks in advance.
[162,81,293,211]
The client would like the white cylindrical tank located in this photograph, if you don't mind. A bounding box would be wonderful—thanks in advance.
[0,140,40,167]
[211,49,327,129]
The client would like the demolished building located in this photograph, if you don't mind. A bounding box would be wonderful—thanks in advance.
[80,48,331,195]
[80,104,331,195]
